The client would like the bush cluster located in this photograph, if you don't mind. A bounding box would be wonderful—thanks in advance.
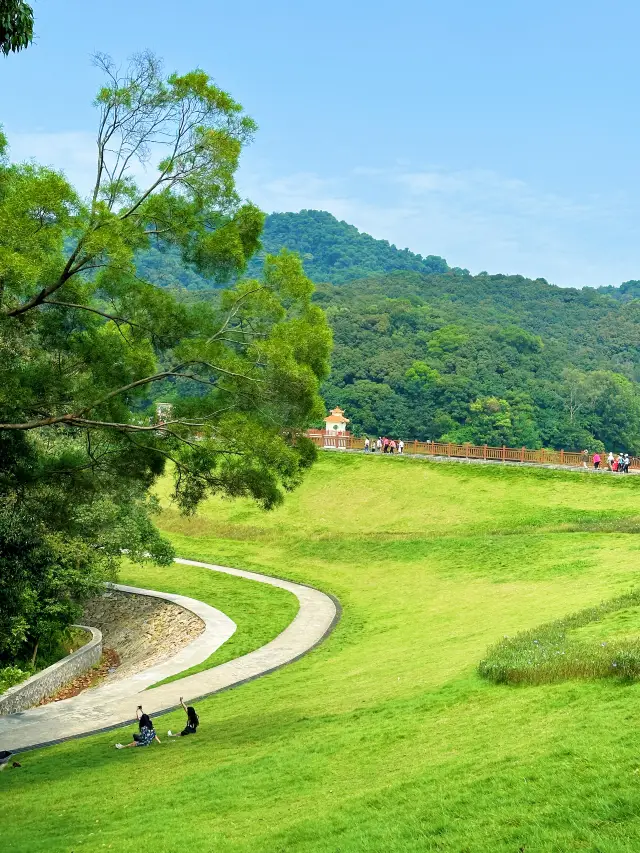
[479,590,640,685]
[0,665,31,694]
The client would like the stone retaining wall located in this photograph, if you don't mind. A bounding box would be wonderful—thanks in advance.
[83,588,204,683]
[0,626,102,715]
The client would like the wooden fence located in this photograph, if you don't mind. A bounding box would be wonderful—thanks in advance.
[306,434,639,470]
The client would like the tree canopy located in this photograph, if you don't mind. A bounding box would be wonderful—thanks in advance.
[0,0,33,55]
[0,53,331,667]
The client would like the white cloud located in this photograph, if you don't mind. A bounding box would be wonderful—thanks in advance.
[6,128,639,287]
[240,160,640,287]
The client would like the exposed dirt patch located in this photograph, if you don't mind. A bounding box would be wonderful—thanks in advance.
[38,649,121,704]
[82,589,205,684]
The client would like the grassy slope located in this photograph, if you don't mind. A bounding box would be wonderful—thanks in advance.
[4,455,640,852]
[117,558,298,686]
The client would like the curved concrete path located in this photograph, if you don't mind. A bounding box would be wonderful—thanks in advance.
[0,559,339,754]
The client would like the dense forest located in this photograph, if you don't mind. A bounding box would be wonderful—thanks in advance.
[595,279,640,303]
[141,209,640,454]
[316,271,640,452]
[243,210,451,283]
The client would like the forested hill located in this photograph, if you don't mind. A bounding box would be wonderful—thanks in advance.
[137,210,640,453]
[243,210,450,283]
[135,209,450,289]
[316,270,640,453]
[596,280,640,303]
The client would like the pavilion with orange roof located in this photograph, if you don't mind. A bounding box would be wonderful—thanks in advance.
[324,407,350,435]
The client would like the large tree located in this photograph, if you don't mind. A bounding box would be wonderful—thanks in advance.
[0,53,332,664]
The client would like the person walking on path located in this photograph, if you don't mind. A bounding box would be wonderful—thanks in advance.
[364,437,370,453]
[582,449,589,468]
[389,439,396,454]
[116,707,161,749]
[593,453,601,470]
[616,453,624,472]
[398,439,404,454]
[376,437,382,453]
[168,698,199,738]
[383,437,389,454]
[607,451,615,471]
[623,453,630,473]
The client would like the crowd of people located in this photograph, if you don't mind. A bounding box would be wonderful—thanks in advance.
[363,437,405,454]
[586,450,631,472]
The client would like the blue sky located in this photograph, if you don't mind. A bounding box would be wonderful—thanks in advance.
[2,0,640,287]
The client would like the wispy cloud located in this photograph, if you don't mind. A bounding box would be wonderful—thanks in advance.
[5,128,639,288]
[241,161,639,287]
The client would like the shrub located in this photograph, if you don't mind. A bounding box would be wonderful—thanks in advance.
[0,665,31,694]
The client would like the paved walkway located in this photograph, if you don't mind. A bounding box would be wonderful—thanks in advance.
[0,559,339,754]
[336,447,639,474]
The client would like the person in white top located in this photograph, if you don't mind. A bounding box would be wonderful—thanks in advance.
[607,451,614,471]
[398,440,404,454]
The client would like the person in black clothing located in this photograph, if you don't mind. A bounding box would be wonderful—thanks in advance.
[0,750,20,770]
[115,706,161,749]
[167,697,199,737]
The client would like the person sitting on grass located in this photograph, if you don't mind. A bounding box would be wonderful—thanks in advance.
[167,697,199,738]
[115,706,161,749]
[0,750,20,770]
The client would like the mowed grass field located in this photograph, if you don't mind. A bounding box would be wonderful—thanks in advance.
[4,454,640,852]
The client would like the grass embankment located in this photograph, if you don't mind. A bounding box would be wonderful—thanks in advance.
[117,557,298,686]
[480,590,640,684]
[4,454,640,852]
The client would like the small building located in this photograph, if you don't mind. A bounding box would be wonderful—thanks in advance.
[324,407,350,435]
[306,407,351,449]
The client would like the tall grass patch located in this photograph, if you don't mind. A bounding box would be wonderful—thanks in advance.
[479,589,640,684]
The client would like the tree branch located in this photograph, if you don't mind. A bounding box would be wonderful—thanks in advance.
[43,300,147,331]
[3,250,96,318]
[0,361,261,431]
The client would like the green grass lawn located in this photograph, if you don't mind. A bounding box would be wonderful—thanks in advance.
[117,557,298,686]
[4,454,640,852]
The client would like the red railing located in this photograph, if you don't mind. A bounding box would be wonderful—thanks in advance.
[306,434,639,470]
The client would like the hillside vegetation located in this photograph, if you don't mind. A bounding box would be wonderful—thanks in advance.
[134,209,451,290]
[317,270,640,452]
[137,210,640,454]
[6,454,640,852]
[244,210,451,283]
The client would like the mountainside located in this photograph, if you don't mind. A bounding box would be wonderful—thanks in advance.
[244,210,450,283]
[136,210,640,452]
[134,209,450,289]
[316,270,640,452]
